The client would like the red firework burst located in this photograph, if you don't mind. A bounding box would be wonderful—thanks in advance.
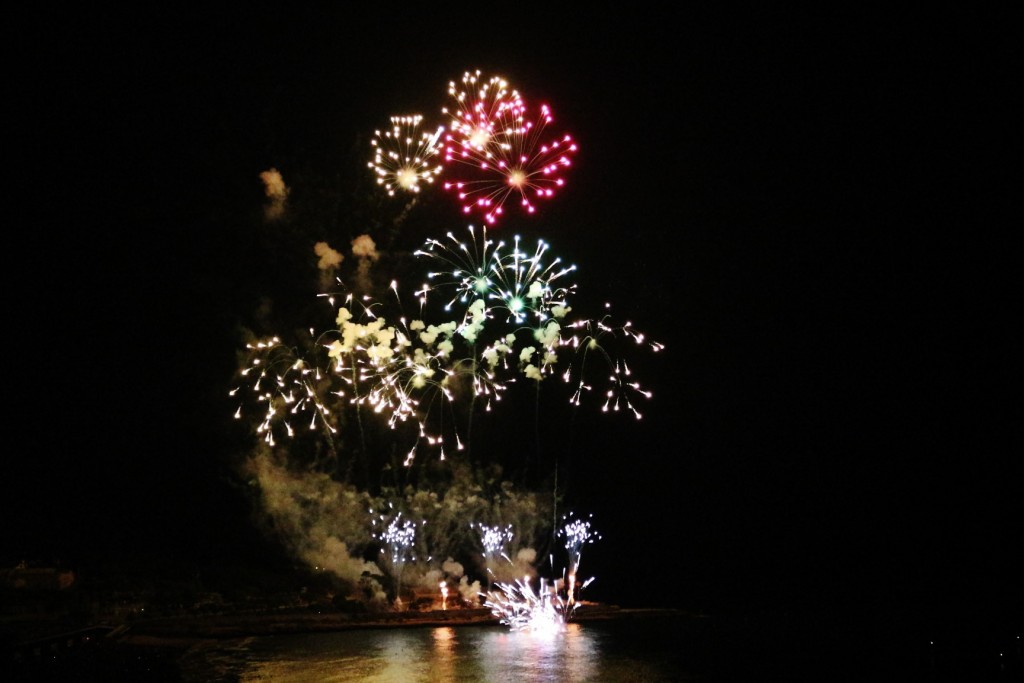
[441,74,576,225]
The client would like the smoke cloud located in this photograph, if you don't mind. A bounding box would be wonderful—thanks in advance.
[351,234,379,293]
[246,448,382,589]
[259,168,289,221]
[314,241,344,290]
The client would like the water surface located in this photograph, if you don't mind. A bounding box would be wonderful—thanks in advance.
[179,617,694,682]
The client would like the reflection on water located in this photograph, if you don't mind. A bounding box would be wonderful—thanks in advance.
[180,619,686,682]
[476,623,597,682]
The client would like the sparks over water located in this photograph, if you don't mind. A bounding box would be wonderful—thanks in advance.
[231,66,670,636]
[481,515,600,632]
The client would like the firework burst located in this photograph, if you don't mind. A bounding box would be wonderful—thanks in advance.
[474,522,514,558]
[441,72,576,225]
[415,224,577,324]
[442,70,522,155]
[558,513,601,574]
[556,512,601,608]
[368,115,444,196]
[481,514,600,631]
[473,521,514,591]
[484,575,567,633]
[559,305,664,420]
[230,336,339,446]
[371,503,424,605]
[232,232,661,463]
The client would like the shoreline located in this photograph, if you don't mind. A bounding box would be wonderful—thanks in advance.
[4,603,694,668]
[120,603,690,643]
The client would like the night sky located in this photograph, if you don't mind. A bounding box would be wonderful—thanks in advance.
[7,8,1017,621]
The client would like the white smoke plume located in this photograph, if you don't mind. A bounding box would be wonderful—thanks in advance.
[314,241,344,290]
[459,576,482,603]
[490,547,539,583]
[246,449,383,592]
[259,168,289,221]
[351,234,379,293]
[420,560,481,606]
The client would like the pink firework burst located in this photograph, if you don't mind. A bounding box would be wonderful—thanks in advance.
[441,75,577,225]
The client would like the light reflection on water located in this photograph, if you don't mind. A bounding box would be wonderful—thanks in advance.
[180,620,685,682]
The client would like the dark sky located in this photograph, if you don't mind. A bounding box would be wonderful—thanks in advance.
[7,8,1017,617]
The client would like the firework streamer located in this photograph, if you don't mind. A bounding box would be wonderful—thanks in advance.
[232,336,340,449]
[561,307,664,420]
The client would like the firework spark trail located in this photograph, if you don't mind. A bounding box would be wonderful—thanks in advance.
[556,512,601,608]
[441,71,576,225]
[232,231,663,461]
[484,575,566,633]
[415,224,577,324]
[371,503,424,605]
[558,512,601,574]
[561,308,664,420]
[474,522,515,558]
[442,70,522,156]
[368,115,444,196]
[231,336,341,446]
